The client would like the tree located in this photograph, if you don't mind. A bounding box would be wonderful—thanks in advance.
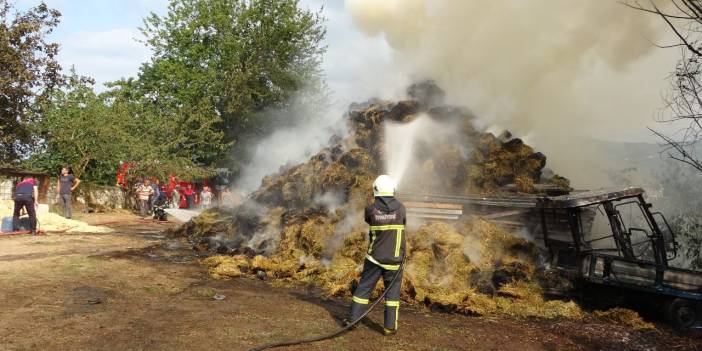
[626,1,702,172]
[31,72,216,185]
[31,71,128,182]
[103,78,221,182]
[136,0,326,167]
[0,1,62,164]
[625,1,702,268]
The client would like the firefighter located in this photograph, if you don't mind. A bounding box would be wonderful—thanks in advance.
[348,175,406,335]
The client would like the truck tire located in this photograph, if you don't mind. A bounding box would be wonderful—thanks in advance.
[666,298,698,329]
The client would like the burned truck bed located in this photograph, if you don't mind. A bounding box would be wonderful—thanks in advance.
[399,187,702,328]
[397,186,568,241]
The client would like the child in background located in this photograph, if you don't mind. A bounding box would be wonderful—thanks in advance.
[201,186,213,209]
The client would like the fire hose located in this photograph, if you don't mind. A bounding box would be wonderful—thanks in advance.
[247,262,404,351]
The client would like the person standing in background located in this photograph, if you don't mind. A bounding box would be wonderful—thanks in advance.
[183,184,195,209]
[57,167,80,219]
[13,175,39,234]
[201,186,213,209]
[172,185,181,209]
[136,179,154,218]
[150,178,161,211]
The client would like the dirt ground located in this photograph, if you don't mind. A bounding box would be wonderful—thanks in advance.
[0,212,700,351]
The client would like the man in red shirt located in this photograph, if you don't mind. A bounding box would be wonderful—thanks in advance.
[13,175,39,234]
[183,184,195,209]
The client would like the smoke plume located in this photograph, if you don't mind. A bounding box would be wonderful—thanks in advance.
[233,93,345,193]
[346,0,678,188]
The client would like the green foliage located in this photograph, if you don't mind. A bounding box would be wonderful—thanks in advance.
[30,71,122,182]
[0,1,63,164]
[30,71,214,184]
[137,0,327,166]
[102,78,219,182]
[10,0,327,185]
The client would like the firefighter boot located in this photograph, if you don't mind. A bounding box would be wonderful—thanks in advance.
[348,298,369,327]
[383,300,399,335]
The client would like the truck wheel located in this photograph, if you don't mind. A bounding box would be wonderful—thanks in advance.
[666,298,698,329]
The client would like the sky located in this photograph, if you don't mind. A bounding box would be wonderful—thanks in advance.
[15,0,167,87]
[13,0,395,104]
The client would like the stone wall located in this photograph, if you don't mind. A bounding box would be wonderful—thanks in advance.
[1,176,127,210]
[47,182,127,211]
[78,185,127,210]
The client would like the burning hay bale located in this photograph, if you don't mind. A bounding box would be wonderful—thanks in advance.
[243,81,569,211]
[400,220,583,319]
[202,255,247,278]
[173,82,581,320]
[199,217,585,320]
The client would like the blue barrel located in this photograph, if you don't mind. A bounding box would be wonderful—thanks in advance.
[1,216,13,233]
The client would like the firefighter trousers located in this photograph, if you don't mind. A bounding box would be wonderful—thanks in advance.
[348,258,403,330]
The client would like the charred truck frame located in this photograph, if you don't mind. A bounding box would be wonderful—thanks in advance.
[399,187,702,328]
[538,187,702,328]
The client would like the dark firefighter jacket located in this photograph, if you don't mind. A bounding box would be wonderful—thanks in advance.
[364,196,406,269]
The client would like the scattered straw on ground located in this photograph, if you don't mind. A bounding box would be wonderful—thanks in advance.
[593,308,655,330]
[0,200,112,233]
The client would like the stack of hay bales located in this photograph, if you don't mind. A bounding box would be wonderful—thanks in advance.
[200,219,584,319]
[171,82,586,319]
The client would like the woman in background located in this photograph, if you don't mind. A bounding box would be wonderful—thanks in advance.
[57,166,80,219]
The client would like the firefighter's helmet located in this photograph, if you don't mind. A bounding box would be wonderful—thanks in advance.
[373,175,396,197]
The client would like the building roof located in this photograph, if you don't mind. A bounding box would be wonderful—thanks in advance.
[0,167,49,177]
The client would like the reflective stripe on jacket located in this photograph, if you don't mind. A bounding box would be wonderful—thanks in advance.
[365,197,406,265]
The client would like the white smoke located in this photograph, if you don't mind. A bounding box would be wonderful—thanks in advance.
[231,1,396,193]
[384,113,470,189]
[322,206,365,266]
[313,191,346,212]
[462,235,484,265]
[233,95,346,193]
[346,0,679,188]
